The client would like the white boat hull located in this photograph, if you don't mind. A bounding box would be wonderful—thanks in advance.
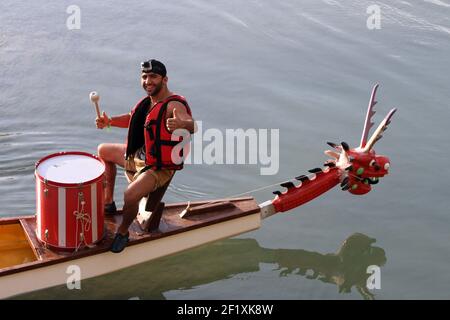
[0,212,260,299]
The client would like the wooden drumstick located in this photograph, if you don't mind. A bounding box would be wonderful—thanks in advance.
[89,91,101,118]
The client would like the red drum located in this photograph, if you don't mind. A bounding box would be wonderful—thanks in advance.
[35,151,105,250]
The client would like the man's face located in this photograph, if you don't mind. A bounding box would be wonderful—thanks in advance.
[141,72,165,96]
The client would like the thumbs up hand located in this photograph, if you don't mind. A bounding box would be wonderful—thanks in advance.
[166,108,183,132]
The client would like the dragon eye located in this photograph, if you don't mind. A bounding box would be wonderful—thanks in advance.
[384,163,390,170]
[369,160,376,167]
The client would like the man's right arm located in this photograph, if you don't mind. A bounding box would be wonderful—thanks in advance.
[109,113,131,128]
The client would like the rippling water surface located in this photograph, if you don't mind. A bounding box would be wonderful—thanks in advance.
[1,0,449,299]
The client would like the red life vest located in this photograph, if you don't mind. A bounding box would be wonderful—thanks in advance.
[125,95,192,170]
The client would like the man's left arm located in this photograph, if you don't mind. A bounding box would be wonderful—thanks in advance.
[166,101,196,134]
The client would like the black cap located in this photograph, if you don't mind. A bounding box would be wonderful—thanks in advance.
[141,59,167,77]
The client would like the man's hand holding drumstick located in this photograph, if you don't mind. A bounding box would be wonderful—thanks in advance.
[95,111,111,129]
[90,91,110,129]
[90,91,130,129]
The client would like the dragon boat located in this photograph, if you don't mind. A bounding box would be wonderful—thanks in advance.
[0,84,396,299]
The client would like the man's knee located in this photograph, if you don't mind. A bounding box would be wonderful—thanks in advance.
[97,143,123,163]
[98,143,124,163]
[97,143,110,160]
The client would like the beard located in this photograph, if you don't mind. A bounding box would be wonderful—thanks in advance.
[145,81,163,97]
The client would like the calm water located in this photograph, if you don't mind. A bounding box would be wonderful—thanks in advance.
[1,0,449,299]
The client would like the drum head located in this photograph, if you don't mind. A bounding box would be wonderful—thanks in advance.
[36,153,105,184]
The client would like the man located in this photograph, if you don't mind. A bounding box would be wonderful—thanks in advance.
[96,59,195,253]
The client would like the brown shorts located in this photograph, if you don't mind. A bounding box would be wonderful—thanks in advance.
[124,156,175,192]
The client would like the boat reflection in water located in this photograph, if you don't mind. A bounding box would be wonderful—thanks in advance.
[264,232,387,300]
[14,233,386,300]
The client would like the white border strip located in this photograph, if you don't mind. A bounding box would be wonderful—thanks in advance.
[36,182,42,240]
[91,184,97,242]
[58,188,66,247]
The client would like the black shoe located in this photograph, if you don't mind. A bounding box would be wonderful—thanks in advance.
[110,232,129,253]
[104,201,117,215]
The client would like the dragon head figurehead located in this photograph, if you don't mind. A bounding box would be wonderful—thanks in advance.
[324,84,396,195]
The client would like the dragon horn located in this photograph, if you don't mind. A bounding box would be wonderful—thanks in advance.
[327,142,340,149]
[341,142,350,151]
[362,108,397,153]
[359,84,379,149]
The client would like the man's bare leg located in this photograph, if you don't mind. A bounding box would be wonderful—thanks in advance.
[117,171,157,235]
[97,143,126,204]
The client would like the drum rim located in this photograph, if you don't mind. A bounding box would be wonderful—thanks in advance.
[35,151,105,187]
